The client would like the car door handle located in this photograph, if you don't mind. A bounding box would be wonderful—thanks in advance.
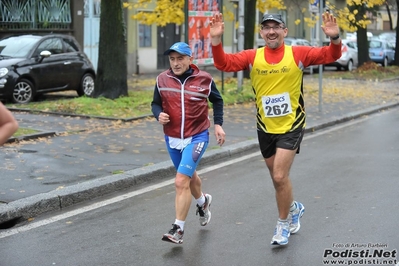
[64,62,71,65]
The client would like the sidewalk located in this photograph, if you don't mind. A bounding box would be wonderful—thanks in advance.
[1,76,398,226]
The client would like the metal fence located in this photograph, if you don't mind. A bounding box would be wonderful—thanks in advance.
[0,0,71,30]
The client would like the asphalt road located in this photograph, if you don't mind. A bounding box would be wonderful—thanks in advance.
[1,108,398,266]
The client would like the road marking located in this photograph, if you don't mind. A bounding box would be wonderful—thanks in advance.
[0,152,259,239]
[0,115,371,238]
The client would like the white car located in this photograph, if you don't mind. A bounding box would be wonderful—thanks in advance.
[346,32,373,41]
[325,39,358,71]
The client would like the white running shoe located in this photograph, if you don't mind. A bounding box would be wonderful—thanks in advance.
[288,201,305,234]
[271,220,290,245]
[196,194,212,226]
[162,224,184,244]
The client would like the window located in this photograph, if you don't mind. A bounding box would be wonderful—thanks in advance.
[0,36,38,57]
[139,24,151,47]
[347,42,357,49]
[36,38,63,55]
[63,38,79,52]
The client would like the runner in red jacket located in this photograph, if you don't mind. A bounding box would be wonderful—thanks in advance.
[152,42,226,244]
[209,12,342,245]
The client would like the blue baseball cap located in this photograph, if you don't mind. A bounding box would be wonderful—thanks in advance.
[164,42,192,57]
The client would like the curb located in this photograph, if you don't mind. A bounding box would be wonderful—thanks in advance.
[7,107,153,122]
[0,140,259,225]
[0,102,398,226]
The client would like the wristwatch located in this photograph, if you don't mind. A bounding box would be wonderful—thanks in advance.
[330,35,340,40]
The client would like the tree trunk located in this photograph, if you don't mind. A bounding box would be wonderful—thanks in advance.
[394,0,399,66]
[353,3,371,68]
[243,0,257,78]
[93,0,128,99]
[386,3,393,30]
[357,27,370,67]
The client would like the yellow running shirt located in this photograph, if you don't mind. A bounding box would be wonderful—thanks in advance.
[250,45,306,134]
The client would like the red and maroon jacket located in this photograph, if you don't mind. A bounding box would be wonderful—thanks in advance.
[156,65,214,138]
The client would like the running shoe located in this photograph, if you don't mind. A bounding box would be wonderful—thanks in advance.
[288,201,305,234]
[196,193,212,226]
[271,220,290,245]
[162,224,184,244]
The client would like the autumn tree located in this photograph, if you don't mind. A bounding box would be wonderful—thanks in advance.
[129,0,397,67]
[332,0,386,67]
[125,0,185,25]
[128,0,285,42]
[385,0,395,30]
[93,0,128,99]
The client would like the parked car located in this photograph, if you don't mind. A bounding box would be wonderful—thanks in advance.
[346,31,374,41]
[378,32,396,43]
[0,34,95,104]
[368,39,395,67]
[284,37,312,46]
[325,39,358,71]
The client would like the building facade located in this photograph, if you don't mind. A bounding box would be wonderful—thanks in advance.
[1,0,397,76]
[0,0,84,47]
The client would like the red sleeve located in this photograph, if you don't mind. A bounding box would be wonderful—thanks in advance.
[212,43,256,72]
[212,41,341,71]
[292,42,342,67]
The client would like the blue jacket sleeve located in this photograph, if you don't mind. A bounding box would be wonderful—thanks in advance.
[151,83,162,120]
[208,80,224,126]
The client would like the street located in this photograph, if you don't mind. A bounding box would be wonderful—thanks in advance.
[0,108,398,266]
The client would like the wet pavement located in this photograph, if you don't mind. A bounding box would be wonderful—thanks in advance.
[0,75,398,225]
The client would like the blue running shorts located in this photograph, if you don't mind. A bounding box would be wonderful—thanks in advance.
[165,130,209,178]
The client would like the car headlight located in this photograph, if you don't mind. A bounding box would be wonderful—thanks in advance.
[0,68,8,78]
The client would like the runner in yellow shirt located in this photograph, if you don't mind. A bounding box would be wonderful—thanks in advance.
[209,12,342,245]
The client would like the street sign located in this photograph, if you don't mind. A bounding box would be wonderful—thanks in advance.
[309,0,319,13]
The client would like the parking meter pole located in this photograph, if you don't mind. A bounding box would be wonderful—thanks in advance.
[318,0,324,112]
[237,0,244,91]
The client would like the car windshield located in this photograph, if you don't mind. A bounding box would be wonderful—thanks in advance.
[369,40,382,48]
[0,36,39,58]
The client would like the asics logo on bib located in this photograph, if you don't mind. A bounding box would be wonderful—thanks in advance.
[265,96,285,104]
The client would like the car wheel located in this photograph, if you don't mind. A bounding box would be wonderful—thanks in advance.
[345,60,354,71]
[383,57,388,67]
[12,79,35,104]
[77,73,95,97]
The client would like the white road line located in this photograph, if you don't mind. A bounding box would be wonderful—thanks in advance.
[0,116,370,238]
[0,153,259,239]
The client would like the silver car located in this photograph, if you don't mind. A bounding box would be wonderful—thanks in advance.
[325,39,358,71]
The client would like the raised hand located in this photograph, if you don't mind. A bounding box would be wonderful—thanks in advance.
[321,12,339,38]
[209,12,224,45]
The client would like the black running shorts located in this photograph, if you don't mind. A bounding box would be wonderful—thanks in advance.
[257,127,305,159]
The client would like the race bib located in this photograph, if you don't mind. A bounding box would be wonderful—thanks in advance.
[261,92,292,117]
